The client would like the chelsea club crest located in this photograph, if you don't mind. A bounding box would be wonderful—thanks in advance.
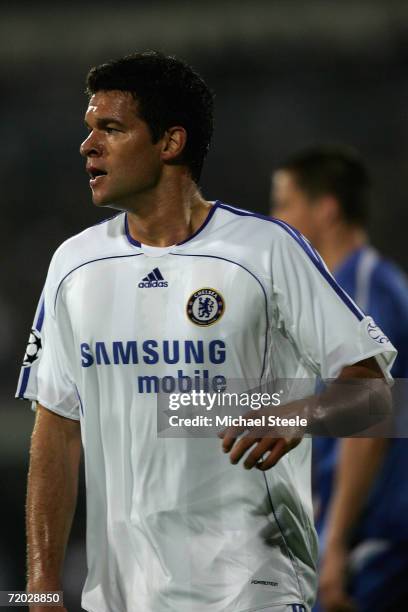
[186,288,225,326]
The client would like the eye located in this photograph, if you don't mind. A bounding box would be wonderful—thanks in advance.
[105,127,119,134]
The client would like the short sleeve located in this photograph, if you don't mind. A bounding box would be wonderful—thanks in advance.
[15,260,80,420]
[271,226,397,380]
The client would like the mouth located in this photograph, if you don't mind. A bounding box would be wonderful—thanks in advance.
[87,167,108,186]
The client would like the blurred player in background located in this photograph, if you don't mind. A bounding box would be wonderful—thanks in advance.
[272,145,408,612]
[16,53,395,612]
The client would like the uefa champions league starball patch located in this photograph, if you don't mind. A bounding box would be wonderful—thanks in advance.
[186,288,225,326]
[23,328,42,366]
[366,317,389,344]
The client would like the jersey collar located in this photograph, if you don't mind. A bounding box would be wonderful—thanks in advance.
[124,201,220,250]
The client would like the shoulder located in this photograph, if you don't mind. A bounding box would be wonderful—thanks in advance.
[46,212,128,296]
[216,201,287,234]
[54,211,125,257]
[215,201,311,250]
[212,202,326,284]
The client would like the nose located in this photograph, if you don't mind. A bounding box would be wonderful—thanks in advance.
[80,131,102,158]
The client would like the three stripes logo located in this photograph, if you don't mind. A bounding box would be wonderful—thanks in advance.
[138,267,168,288]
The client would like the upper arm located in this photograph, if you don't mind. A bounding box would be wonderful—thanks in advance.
[337,358,393,436]
[270,229,397,379]
[16,255,80,420]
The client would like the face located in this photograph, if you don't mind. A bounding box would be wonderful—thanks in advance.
[271,169,322,243]
[80,90,163,208]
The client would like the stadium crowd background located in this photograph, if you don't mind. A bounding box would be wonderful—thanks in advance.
[2,1,408,609]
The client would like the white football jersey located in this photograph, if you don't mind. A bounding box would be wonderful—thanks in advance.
[16,202,396,612]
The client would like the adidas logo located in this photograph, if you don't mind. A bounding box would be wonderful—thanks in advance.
[138,267,168,288]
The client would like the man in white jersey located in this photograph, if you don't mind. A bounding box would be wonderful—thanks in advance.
[16,52,395,612]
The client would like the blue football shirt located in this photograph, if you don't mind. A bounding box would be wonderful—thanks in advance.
[314,245,408,544]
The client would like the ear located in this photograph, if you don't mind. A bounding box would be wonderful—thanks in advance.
[317,195,341,225]
[161,126,187,162]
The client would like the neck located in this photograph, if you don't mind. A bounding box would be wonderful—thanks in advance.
[316,223,367,272]
[124,171,211,247]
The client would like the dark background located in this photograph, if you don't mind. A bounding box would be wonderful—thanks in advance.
[2,1,408,609]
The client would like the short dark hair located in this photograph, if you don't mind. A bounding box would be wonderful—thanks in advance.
[277,145,371,226]
[86,51,214,182]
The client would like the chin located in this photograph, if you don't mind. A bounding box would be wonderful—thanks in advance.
[91,192,113,207]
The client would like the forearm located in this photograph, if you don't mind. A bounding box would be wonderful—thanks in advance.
[27,404,81,591]
[324,437,388,547]
[284,358,392,437]
[220,358,391,471]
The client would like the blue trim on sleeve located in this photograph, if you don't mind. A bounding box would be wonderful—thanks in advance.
[36,299,45,332]
[17,368,31,398]
[217,202,365,322]
[16,294,46,399]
